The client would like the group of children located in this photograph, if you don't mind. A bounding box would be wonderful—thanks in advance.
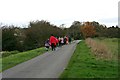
[45,34,71,51]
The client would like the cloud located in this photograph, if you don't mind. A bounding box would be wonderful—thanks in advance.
[0,0,119,27]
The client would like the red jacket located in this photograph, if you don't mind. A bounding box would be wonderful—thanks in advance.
[50,36,57,45]
[56,38,59,43]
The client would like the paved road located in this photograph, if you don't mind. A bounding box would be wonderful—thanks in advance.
[2,40,81,78]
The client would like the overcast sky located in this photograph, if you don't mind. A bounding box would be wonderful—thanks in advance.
[0,0,119,27]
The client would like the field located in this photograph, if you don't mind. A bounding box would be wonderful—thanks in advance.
[1,47,46,72]
[60,39,118,78]
[94,38,118,60]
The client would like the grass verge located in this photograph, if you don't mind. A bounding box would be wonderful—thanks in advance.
[60,41,118,78]
[1,47,46,72]
[94,38,118,59]
[85,38,112,60]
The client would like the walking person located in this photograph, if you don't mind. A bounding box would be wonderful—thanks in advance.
[45,39,50,51]
[66,36,69,44]
[64,36,67,45]
[61,37,64,46]
[55,37,59,47]
[58,37,62,47]
[50,34,57,51]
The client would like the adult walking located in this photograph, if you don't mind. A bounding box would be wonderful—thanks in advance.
[66,36,69,44]
[50,34,57,51]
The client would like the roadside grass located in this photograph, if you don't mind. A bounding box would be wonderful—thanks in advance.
[60,41,118,78]
[85,38,113,60]
[1,47,46,72]
[1,50,20,58]
[94,38,118,59]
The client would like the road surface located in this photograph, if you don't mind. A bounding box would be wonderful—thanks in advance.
[1,40,80,78]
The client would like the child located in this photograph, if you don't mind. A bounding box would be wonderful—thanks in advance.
[45,39,50,51]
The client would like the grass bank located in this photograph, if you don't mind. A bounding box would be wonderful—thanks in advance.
[1,47,46,72]
[60,40,118,78]
[94,38,118,59]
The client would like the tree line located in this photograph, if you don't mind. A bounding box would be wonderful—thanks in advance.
[1,20,119,51]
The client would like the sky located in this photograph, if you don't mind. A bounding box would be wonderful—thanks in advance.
[0,0,119,27]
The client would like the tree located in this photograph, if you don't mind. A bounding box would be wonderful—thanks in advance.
[81,22,96,38]
[2,26,18,51]
[68,21,82,39]
[23,20,65,50]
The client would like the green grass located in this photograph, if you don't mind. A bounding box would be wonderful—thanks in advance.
[60,41,118,78]
[2,50,20,57]
[1,47,46,72]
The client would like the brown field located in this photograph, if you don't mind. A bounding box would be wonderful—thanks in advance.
[85,38,116,60]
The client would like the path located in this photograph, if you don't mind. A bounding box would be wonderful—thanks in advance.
[2,40,81,78]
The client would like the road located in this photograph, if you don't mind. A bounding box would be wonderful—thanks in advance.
[2,40,80,78]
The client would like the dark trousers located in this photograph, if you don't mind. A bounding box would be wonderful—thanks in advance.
[51,43,56,51]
